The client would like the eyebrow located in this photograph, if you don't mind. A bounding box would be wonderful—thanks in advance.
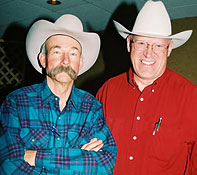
[71,46,81,52]
[48,45,61,52]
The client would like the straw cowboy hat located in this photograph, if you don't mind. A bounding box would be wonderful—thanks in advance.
[113,0,192,49]
[26,14,100,75]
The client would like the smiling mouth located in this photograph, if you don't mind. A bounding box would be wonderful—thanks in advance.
[141,60,155,65]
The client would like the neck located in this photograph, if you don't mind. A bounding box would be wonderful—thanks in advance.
[47,77,73,111]
[134,74,155,91]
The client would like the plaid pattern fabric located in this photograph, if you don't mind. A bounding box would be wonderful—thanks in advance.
[0,79,117,175]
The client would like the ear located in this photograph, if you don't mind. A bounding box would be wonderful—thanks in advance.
[167,41,173,57]
[39,53,47,68]
[127,36,131,52]
[79,56,84,71]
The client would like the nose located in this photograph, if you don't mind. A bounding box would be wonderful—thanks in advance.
[143,44,153,58]
[62,53,70,65]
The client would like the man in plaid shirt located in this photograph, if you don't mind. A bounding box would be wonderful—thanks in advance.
[0,14,117,175]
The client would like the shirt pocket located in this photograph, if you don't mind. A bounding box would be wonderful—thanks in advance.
[20,128,49,150]
[148,125,188,172]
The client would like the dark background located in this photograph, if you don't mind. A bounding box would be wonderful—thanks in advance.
[0,11,196,104]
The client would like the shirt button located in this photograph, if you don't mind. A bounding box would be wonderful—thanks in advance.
[133,136,137,140]
[58,117,61,120]
[55,97,58,101]
[57,137,61,140]
[152,89,155,92]
[32,138,35,142]
[129,156,134,160]
[137,116,140,120]
[140,97,144,101]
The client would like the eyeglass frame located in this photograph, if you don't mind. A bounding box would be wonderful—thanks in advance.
[130,38,171,53]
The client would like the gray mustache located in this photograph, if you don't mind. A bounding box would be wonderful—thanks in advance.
[48,65,77,80]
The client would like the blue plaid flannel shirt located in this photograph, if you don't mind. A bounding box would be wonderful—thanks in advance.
[0,79,117,175]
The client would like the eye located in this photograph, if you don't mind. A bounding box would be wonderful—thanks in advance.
[155,44,162,48]
[69,49,80,57]
[71,52,77,56]
[55,50,60,54]
[52,48,62,55]
[137,41,146,46]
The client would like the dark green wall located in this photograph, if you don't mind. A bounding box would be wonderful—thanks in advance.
[168,17,197,84]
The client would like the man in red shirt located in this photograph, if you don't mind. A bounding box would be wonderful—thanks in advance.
[96,1,197,174]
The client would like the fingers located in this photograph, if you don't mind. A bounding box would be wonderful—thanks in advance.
[81,138,104,152]
[81,138,98,150]
[81,143,88,150]
[90,142,104,152]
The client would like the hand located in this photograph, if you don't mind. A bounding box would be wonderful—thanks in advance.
[24,150,37,166]
[81,138,104,152]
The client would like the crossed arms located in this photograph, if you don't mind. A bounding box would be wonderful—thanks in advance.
[24,137,104,166]
[0,96,117,175]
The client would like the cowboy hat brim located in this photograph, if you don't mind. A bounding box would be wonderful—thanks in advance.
[113,20,192,49]
[26,17,100,75]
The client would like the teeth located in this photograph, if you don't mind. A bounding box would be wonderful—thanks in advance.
[141,60,155,65]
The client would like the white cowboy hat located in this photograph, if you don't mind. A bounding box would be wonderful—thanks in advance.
[26,14,100,75]
[113,0,192,49]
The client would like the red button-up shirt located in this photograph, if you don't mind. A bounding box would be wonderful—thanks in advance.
[96,68,197,175]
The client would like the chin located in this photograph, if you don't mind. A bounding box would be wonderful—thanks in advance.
[55,74,72,82]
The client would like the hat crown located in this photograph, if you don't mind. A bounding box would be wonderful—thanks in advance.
[55,14,83,32]
[113,0,192,49]
[132,0,171,37]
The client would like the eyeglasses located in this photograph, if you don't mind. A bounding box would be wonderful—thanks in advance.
[131,39,169,53]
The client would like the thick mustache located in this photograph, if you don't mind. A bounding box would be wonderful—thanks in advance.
[48,65,77,80]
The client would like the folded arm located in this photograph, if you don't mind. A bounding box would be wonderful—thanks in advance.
[0,98,43,175]
[33,106,117,174]
[0,97,117,175]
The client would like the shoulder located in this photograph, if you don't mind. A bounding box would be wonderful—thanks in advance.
[99,72,128,90]
[160,68,196,101]
[166,68,195,89]
[73,87,102,107]
[72,88,105,121]
[4,83,42,102]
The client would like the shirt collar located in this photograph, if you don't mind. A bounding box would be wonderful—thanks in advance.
[41,79,55,106]
[127,67,170,88]
[40,79,80,112]
[68,85,81,112]
[127,68,138,88]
